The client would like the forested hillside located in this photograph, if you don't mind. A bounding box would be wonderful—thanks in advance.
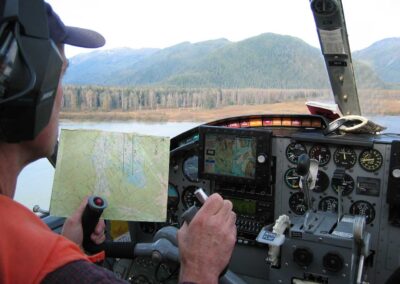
[64,33,387,89]
[353,37,400,84]
[60,34,400,118]
[62,86,329,112]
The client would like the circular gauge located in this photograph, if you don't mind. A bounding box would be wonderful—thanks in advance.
[314,171,330,193]
[182,186,201,208]
[350,201,375,224]
[183,155,199,182]
[333,146,357,169]
[331,174,354,196]
[289,192,308,215]
[318,196,339,213]
[309,144,331,166]
[284,168,301,190]
[168,183,179,208]
[286,142,307,164]
[359,149,383,172]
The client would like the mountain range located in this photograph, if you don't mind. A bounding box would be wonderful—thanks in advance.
[64,33,400,89]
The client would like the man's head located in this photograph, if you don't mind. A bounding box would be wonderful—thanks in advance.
[0,0,104,164]
[0,0,104,143]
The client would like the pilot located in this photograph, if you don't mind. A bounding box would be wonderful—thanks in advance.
[0,1,236,283]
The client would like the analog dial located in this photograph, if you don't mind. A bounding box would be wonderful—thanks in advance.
[309,144,331,166]
[183,155,199,182]
[349,201,375,224]
[359,149,383,172]
[286,142,307,164]
[331,173,354,196]
[314,171,330,193]
[333,146,357,169]
[168,183,180,208]
[284,168,301,190]
[182,186,201,208]
[318,196,339,213]
[289,192,308,215]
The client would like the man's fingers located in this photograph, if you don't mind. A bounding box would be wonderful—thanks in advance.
[229,211,237,227]
[72,196,89,218]
[94,220,106,234]
[217,200,233,218]
[91,232,106,245]
[197,193,223,217]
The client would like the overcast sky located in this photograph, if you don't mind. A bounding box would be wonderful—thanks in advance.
[46,0,399,58]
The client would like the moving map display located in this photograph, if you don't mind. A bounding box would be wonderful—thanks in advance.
[203,133,257,179]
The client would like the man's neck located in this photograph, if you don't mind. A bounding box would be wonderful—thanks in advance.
[0,144,25,197]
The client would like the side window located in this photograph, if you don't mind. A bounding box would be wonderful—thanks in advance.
[14,158,55,212]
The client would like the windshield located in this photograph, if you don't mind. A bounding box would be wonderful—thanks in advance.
[15,0,400,211]
[50,0,399,121]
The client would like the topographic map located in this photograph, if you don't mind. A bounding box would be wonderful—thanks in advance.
[50,129,170,222]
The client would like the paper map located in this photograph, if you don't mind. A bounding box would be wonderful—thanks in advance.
[50,129,170,221]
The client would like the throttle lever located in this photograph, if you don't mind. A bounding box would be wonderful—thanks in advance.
[82,196,107,253]
[180,188,208,225]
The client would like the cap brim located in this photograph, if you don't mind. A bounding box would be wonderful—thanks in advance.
[63,26,105,48]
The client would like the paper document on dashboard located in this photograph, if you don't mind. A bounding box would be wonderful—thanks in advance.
[50,129,170,222]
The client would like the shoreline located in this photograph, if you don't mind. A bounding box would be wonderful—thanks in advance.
[60,102,311,122]
[60,100,400,122]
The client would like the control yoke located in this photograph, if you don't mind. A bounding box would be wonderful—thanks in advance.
[297,154,319,227]
[81,193,244,284]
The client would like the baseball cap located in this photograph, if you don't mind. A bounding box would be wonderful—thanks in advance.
[45,3,105,48]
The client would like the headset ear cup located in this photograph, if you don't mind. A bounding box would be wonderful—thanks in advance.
[0,34,62,142]
[0,25,20,96]
[0,0,63,142]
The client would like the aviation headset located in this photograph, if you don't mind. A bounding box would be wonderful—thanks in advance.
[0,0,62,142]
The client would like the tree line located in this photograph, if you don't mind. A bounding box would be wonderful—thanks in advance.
[62,86,331,112]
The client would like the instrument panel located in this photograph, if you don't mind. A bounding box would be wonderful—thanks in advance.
[132,116,400,284]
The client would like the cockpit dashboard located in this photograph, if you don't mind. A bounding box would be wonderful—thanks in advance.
[129,114,400,283]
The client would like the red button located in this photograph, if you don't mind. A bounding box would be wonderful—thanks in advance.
[94,197,103,206]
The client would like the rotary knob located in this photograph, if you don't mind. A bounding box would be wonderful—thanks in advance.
[257,154,267,164]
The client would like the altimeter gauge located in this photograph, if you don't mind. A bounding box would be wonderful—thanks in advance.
[333,146,357,169]
[359,149,383,172]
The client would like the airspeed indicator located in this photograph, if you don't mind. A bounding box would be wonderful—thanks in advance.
[359,149,383,172]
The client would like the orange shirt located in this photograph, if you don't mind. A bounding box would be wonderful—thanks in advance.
[0,195,90,284]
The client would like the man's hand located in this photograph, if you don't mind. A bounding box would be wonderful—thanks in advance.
[61,197,106,248]
[177,193,237,284]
